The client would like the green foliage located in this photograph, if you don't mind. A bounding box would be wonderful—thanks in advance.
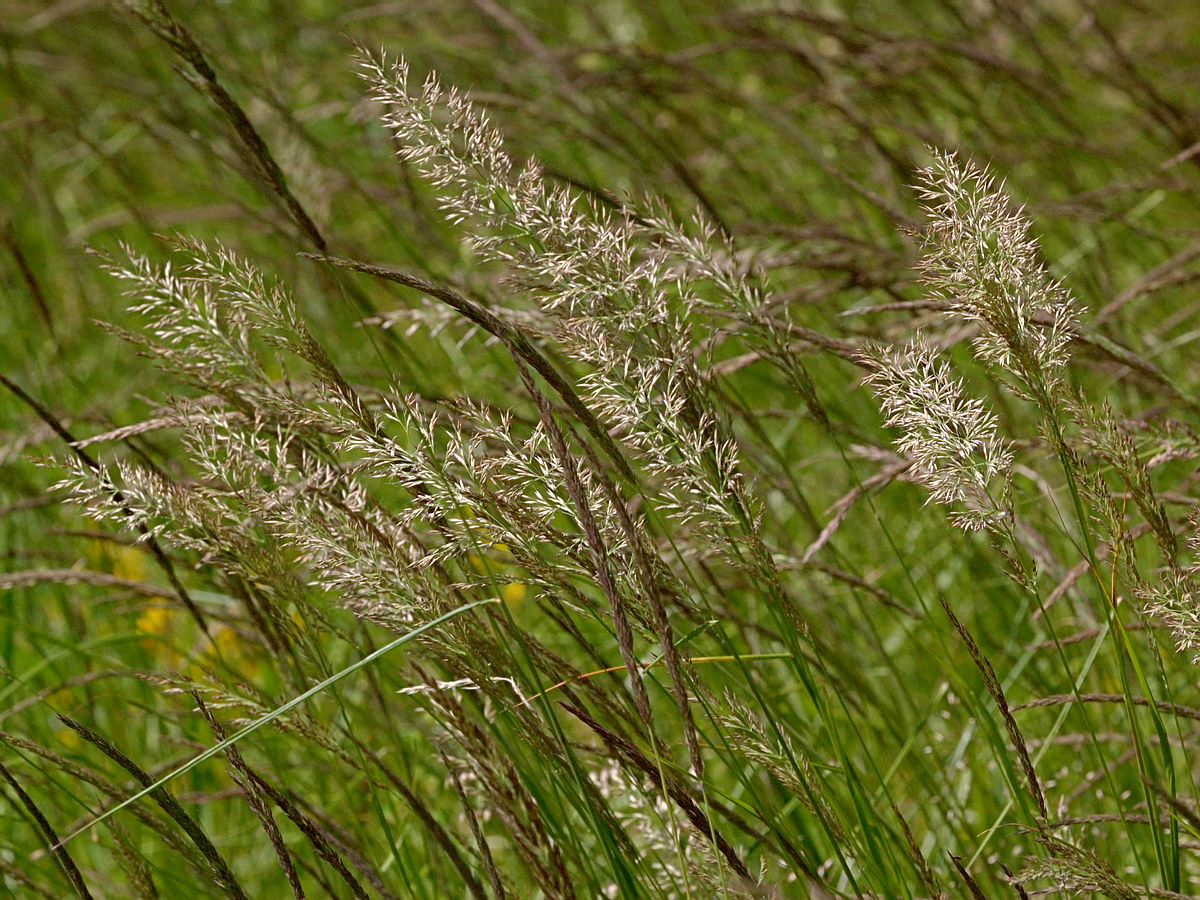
[4,1,1200,897]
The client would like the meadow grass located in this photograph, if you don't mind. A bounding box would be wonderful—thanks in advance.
[4,1,1200,897]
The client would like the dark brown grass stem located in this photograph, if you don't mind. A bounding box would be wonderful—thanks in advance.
[513,344,708,776]
[949,853,989,900]
[124,0,327,253]
[443,752,507,900]
[1144,778,1200,836]
[561,702,756,886]
[57,716,248,900]
[275,792,394,900]
[0,373,209,636]
[513,360,654,733]
[242,787,374,900]
[302,253,638,485]
[92,697,374,900]
[939,596,1048,821]
[1014,693,1200,723]
[890,800,942,899]
[1000,862,1032,900]
[0,732,196,860]
[192,696,306,900]
[341,732,491,900]
[0,761,95,900]
[568,420,708,779]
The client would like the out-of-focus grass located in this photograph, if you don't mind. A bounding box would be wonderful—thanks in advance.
[3,1,1200,897]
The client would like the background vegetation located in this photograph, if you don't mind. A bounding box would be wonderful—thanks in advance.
[3,1,1200,897]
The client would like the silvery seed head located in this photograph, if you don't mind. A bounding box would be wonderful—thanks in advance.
[916,149,1079,399]
[861,336,1013,532]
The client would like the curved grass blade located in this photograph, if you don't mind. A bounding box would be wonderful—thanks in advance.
[52,598,497,849]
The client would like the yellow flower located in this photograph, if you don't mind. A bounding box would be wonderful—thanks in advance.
[110,544,148,582]
[136,604,178,653]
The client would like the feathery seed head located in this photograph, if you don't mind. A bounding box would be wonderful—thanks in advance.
[916,149,1079,396]
[860,336,1013,532]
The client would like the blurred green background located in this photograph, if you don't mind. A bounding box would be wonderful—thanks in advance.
[5,1,1200,897]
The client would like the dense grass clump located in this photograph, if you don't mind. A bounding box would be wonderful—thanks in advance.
[5,1,1200,897]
